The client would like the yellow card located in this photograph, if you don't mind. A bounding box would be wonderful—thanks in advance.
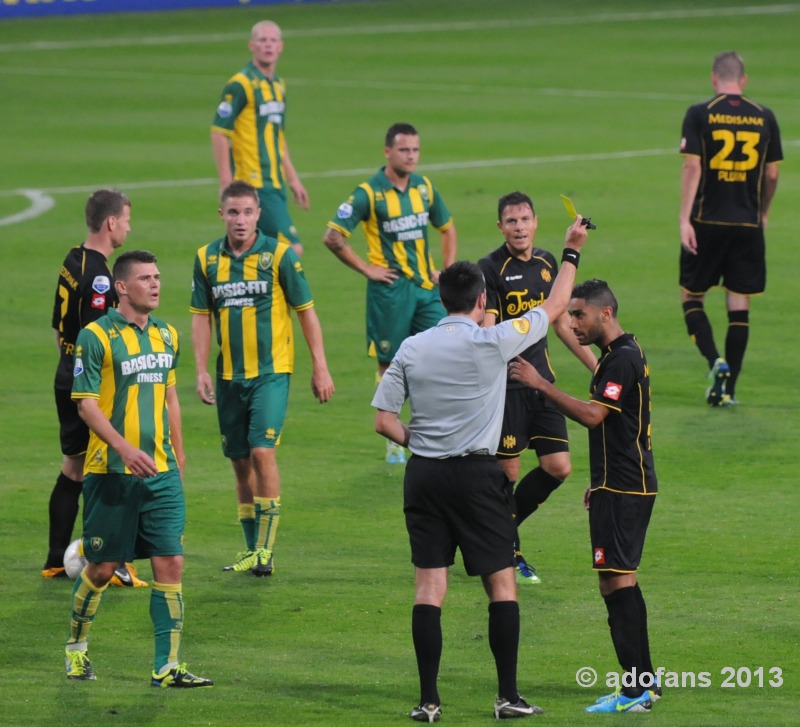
[560,194,578,219]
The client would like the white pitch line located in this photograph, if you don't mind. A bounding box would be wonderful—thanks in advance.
[0,5,796,53]
[2,140,797,225]
[0,189,55,227]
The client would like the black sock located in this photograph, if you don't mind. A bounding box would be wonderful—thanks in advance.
[725,310,749,399]
[603,587,647,697]
[412,604,442,705]
[632,584,654,679]
[514,467,563,526]
[682,300,719,368]
[488,600,520,703]
[45,473,82,567]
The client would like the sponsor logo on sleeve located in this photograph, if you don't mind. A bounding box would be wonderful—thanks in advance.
[73,358,84,376]
[603,382,622,400]
[512,318,530,334]
[336,203,353,220]
[217,101,233,118]
[91,294,106,309]
[92,275,111,294]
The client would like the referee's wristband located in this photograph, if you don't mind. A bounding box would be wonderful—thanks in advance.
[562,248,580,267]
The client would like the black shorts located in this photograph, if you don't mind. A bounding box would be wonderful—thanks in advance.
[403,454,516,576]
[55,387,89,457]
[496,387,569,458]
[680,222,765,296]
[588,488,655,573]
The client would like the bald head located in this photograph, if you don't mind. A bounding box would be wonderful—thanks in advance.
[251,20,282,40]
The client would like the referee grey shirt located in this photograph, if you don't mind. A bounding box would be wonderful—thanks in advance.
[371,308,550,458]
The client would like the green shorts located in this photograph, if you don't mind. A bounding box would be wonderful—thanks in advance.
[81,470,185,563]
[366,276,445,364]
[216,373,290,459]
[257,187,300,245]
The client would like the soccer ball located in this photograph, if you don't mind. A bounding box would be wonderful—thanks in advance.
[63,538,88,579]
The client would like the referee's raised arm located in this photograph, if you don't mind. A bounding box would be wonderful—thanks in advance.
[540,214,589,323]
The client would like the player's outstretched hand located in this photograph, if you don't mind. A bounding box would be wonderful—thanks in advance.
[508,356,546,390]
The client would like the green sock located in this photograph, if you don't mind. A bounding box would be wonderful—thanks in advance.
[238,503,256,551]
[150,582,183,674]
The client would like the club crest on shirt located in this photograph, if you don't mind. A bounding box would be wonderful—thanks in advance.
[512,319,530,334]
[259,252,273,271]
[541,269,552,283]
[92,275,111,294]
[90,537,104,552]
[603,382,623,400]
[159,328,173,347]
[594,547,605,565]
[417,184,430,201]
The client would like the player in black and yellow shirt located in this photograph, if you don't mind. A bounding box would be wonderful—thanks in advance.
[679,51,782,406]
[211,20,308,255]
[479,192,596,584]
[510,279,658,714]
[43,189,145,587]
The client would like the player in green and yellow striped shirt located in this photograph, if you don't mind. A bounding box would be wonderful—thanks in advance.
[211,20,308,256]
[323,122,457,463]
[66,250,212,688]
[191,181,334,577]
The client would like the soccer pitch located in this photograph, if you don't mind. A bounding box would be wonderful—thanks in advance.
[1,1,798,724]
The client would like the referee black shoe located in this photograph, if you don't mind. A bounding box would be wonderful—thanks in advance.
[409,703,441,722]
[494,695,543,718]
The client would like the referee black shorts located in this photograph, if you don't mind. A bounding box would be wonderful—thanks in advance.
[403,454,516,576]
[588,488,655,573]
[55,387,89,458]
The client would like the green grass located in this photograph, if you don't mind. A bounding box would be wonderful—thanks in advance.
[1,1,798,724]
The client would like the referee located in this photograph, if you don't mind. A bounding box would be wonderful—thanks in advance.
[509,279,658,714]
[372,216,588,722]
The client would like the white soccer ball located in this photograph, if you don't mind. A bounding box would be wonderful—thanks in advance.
[63,538,88,579]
